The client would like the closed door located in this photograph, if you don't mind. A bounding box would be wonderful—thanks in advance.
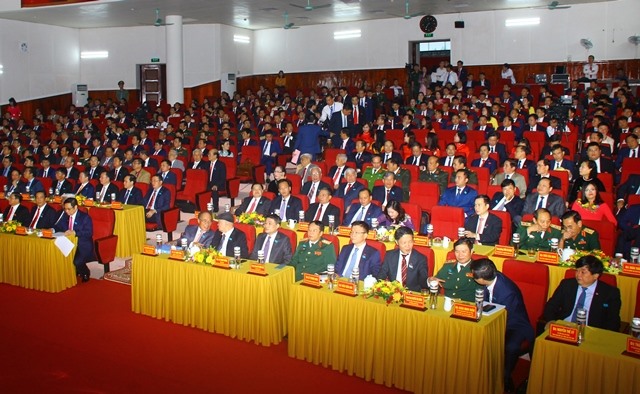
[139,64,166,104]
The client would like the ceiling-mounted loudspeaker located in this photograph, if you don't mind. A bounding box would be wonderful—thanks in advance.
[454,21,464,28]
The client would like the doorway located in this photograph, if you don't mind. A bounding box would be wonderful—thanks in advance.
[138,64,167,104]
[409,40,451,76]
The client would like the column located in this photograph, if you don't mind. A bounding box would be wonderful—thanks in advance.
[165,15,184,104]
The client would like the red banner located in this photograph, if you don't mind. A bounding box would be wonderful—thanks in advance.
[22,0,96,7]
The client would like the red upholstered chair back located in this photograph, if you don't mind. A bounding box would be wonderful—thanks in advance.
[235,223,256,253]
[365,239,387,262]
[287,174,302,194]
[320,234,340,257]
[385,129,404,148]
[582,219,616,257]
[563,268,617,288]
[489,209,512,246]
[88,208,115,240]
[164,184,176,208]
[430,206,465,240]
[401,201,422,232]
[635,281,640,318]
[278,228,298,251]
[412,245,435,277]
[503,259,549,329]
[409,181,440,214]
[262,191,276,201]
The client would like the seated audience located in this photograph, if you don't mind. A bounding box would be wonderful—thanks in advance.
[515,208,562,251]
[463,195,502,246]
[377,226,428,292]
[210,212,249,258]
[289,220,336,281]
[438,169,478,217]
[430,238,480,302]
[558,210,600,251]
[250,214,292,264]
[335,221,381,279]
[377,200,415,230]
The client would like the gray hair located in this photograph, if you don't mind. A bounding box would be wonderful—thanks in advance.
[344,168,357,176]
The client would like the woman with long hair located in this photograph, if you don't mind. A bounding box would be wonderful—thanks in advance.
[571,181,616,225]
[567,160,606,205]
[377,201,415,230]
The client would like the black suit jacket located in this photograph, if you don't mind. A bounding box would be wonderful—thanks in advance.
[405,154,428,167]
[211,228,249,259]
[250,231,292,265]
[117,187,144,206]
[305,202,341,225]
[377,249,428,292]
[53,179,73,195]
[617,174,640,200]
[350,151,373,170]
[269,195,303,220]
[464,213,502,246]
[96,183,120,203]
[372,185,404,205]
[206,160,227,191]
[110,166,129,182]
[234,196,272,216]
[528,174,562,194]
[4,204,31,226]
[29,204,59,229]
[491,273,535,341]
[542,278,621,332]
[490,192,524,225]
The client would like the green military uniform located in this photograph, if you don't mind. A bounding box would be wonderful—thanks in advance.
[289,239,337,281]
[362,167,385,191]
[516,222,563,251]
[174,146,189,158]
[418,169,449,195]
[562,227,600,251]
[394,167,411,201]
[435,261,479,302]
[449,168,478,185]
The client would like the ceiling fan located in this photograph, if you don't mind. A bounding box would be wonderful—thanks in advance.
[534,1,572,10]
[283,12,299,30]
[580,38,593,50]
[394,0,425,20]
[152,8,173,27]
[289,0,331,11]
[629,35,640,45]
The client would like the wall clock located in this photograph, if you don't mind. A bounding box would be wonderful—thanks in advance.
[419,15,437,33]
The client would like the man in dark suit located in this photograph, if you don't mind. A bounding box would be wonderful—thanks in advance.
[95,171,120,203]
[139,150,159,171]
[514,145,537,179]
[305,187,341,227]
[158,160,177,186]
[486,132,508,165]
[438,169,479,217]
[335,221,381,279]
[332,128,356,152]
[110,156,129,182]
[490,179,525,230]
[260,130,282,176]
[52,168,73,195]
[293,115,330,161]
[301,167,331,205]
[522,178,566,218]
[62,157,80,180]
[86,156,105,181]
[616,173,640,201]
[3,193,31,225]
[405,143,428,168]
[23,167,44,195]
[350,140,372,171]
[528,159,562,194]
[343,188,383,226]
[180,211,215,249]
[281,123,296,154]
[471,144,498,175]
[542,255,621,332]
[550,145,575,177]
[206,149,227,212]
[117,175,144,206]
[234,183,271,216]
[380,140,402,164]
[187,149,208,170]
[585,142,615,174]
[269,179,303,221]
[615,134,639,169]
[334,169,364,213]
[616,204,640,260]
[28,191,58,229]
[377,226,428,292]
[372,172,404,207]
[250,214,293,264]
[329,107,355,137]
[54,198,94,282]
[74,171,95,198]
[470,258,535,392]
[210,212,249,259]
[464,195,503,246]
[143,175,171,226]
[37,158,57,180]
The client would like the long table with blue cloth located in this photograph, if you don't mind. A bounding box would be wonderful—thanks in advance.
[288,283,506,394]
[131,253,294,346]
[0,232,77,292]
[527,326,640,393]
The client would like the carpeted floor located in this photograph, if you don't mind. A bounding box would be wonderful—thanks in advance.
[0,280,410,393]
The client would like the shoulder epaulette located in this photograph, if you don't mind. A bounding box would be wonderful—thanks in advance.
[520,221,532,227]
[444,260,457,265]
[301,238,309,242]
[583,227,595,235]
[550,224,562,230]
[321,239,332,245]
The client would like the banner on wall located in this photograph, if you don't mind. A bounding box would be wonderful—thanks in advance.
[22,0,96,7]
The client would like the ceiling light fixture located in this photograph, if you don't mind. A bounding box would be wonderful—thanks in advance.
[505,17,540,27]
[233,35,250,43]
[334,29,361,40]
[80,51,109,59]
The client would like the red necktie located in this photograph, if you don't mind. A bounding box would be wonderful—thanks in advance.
[30,207,41,228]
[354,108,359,124]
[247,198,258,213]
[480,159,485,167]
[8,206,14,221]
[147,190,157,209]
[345,183,353,194]
[477,216,485,236]
[401,254,408,286]
[68,215,73,231]
[314,205,323,221]
[209,163,215,181]
[332,169,341,185]
[385,189,390,205]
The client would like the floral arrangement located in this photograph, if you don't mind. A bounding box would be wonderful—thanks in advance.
[0,220,21,234]
[237,212,265,226]
[577,199,598,212]
[75,195,87,205]
[563,249,619,274]
[375,226,396,242]
[192,247,223,266]
[363,280,407,305]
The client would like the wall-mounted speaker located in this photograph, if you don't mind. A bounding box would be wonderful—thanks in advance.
[454,21,465,28]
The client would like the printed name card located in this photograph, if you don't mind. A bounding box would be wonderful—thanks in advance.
[297,222,309,232]
[52,196,62,204]
[537,251,559,265]
[212,257,231,269]
[41,229,54,238]
[414,235,430,247]
[301,273,322,288]
[248,263,268,276]
[622,263,640,277]
[337,226,351,237]
[83,199,94,207]
[0,192,5,199]
[401,291,426,310]
[334,280,357,296]
[111,201,123,209]
[451,302,478,321]
[21,193,31,200]
[15,226,27,236]
[623,338,640,358]
[547,322,579,344]
[168,250,185,261]
[142,244,157,256]
[493,245,515,258]
[367,230,377,240]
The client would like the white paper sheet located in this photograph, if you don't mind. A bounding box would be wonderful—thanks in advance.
[54,235,75,257]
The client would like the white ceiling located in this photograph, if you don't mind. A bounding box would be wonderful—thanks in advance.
[0,0,611,30]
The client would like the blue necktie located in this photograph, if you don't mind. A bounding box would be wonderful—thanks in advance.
[343,247,359,278]
[571,287,588,323]
[262,236,273,262]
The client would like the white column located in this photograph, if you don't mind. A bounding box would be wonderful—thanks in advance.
[165,15,184,104]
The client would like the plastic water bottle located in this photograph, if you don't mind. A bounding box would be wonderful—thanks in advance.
[576,308,587,344]
[257,250,265,264]
[351,266,359,295]
[327,264,335,290]
[631,317,640,339]
[512,233,520,256]
[155,234,163,254]
[234,246,242,269]
[475,288,484,321]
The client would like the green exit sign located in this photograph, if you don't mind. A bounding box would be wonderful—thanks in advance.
[424,33,434,38]
[151,58,160,63]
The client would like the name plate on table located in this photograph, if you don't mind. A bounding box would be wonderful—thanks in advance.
[297,222,309,232]
[401,291,427,311]
[111,201,123,210]
[248,263,268,276]
[168,250,185,261]
[451,302,478,322]
[493,245,515,258]
[83,199,94,207]
[52,196,62,204]
[537,251,559,265]
[622,263,640,277]
[337,226,351,237]
[21,193,31,200]
[301,273,322,288]
[367,230,377,240]
[15,226,27,236]
[0,192,4,199]
[623,338,640,359]
[141,244,157,256]
[212,257,231,269]
[414,235,430,247]
[41,229,54,239]
[334,280,357,296]
[546,322,579,345]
